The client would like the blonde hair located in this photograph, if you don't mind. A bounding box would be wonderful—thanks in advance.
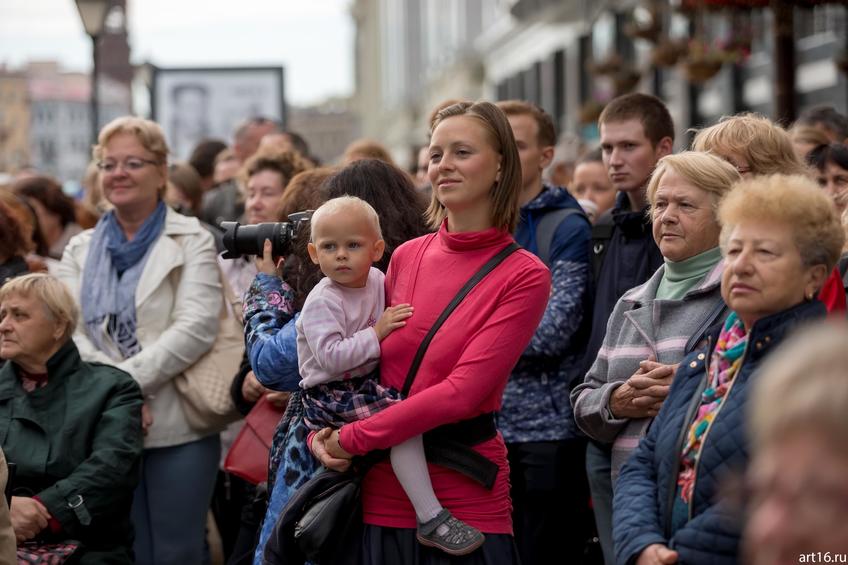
[647,151,741,213]
[751,320,848,455]
[790,124,831,148]
[427,101,521,232]
[309,195,382,241]
[692,113,807,176]
[718,174,845,271]
[93,116,169,196]
[0,273,78,341]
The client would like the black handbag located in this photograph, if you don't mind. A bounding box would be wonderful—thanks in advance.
[287,456,377,565]
[267,242,520,565]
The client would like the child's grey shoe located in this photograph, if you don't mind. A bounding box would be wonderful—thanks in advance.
[416,509,485,556]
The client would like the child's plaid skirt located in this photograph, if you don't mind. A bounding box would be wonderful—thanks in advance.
[302,371,401,430]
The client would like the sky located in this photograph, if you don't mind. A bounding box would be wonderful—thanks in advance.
[0,0,354,106]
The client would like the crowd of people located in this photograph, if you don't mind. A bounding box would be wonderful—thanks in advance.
[0,93,846,565]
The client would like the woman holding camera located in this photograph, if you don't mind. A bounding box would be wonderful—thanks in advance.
[57,116,222,565]
[219,148,311,299]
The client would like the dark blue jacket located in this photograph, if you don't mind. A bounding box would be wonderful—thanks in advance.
[583,192,663,376]
[613,300,826,565]
[500,185,591,443]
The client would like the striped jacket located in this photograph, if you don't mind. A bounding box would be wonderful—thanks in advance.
[570,260,726,483]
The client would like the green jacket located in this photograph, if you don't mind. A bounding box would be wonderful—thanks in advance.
[0,339,143,563]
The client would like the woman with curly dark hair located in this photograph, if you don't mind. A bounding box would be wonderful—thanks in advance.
[322,159,431,273]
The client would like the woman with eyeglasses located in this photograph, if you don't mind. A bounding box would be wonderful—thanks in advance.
[57,116,223,564]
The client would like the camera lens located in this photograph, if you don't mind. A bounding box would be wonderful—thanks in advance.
[221,222,288,259]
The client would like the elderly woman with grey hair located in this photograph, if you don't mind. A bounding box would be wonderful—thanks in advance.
[0,273,142,563]
[571,151,740,563]
[614,173,844,565]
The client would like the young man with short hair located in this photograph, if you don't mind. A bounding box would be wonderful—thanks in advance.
[497,100,593,565]
[571,93,674,565]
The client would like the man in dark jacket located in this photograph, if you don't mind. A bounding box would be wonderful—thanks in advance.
[498,101,593,564]
[578,93,674,564]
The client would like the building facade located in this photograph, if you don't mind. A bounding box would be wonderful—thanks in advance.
[24,62,130,183]
[353,0,848,164]
[0,69,31,175]
[288,97,361,165]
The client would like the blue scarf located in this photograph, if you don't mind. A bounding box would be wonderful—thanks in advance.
[81,201,167,360]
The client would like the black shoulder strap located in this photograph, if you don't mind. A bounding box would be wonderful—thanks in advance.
[590,215,615,285]
[535,208,584,266]
[401,242,520,397]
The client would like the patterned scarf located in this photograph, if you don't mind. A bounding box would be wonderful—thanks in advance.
[81,201,167,360]
[677,311,748,503]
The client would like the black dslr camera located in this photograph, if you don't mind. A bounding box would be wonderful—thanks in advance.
[220,211,312,259]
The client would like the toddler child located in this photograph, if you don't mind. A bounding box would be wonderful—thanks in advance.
[296,195,485,555]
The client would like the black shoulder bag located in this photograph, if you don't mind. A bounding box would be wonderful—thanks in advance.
[265,242,520,565]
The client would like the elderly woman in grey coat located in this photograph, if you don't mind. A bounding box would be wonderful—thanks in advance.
[570,151,740,564]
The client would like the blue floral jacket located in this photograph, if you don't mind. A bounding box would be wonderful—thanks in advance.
[243,273,319,565]
[499,185,591,443]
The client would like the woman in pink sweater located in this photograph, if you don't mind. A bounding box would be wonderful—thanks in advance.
[313,101,551,564]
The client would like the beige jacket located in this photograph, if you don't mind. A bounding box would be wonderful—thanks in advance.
[0,449,15,564]
[58,208,222,448]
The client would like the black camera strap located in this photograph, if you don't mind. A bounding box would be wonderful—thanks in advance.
[401,241,520,397]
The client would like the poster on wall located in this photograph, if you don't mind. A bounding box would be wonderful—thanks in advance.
[151,66,286,160]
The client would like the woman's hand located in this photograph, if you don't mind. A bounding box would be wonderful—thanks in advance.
[141,403,153,436]
[255,239,284,276]
[326,429,353,459]
[609,358,677,419]
[636,544,679,565]
[265,391,291,409]
[628,360,678,409]
[10,496,50,543]
[310,428,352,472]
[241,370,266,403]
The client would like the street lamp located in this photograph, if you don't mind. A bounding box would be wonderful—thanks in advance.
[75,0,111,147]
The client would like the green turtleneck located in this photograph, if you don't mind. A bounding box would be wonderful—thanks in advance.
[656,246,723,300]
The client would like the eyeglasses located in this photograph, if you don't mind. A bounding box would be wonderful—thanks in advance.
[96,158,159,174]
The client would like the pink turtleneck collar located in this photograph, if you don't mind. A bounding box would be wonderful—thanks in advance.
[437,218,513,253]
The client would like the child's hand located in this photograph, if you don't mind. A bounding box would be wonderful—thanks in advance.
[374,303,414,341]
[255,239,285,276]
